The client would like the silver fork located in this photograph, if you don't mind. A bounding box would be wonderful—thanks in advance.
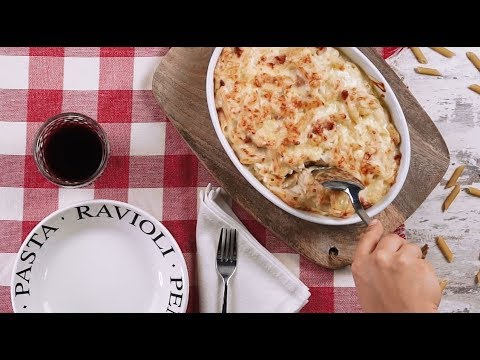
[216,228,238,313]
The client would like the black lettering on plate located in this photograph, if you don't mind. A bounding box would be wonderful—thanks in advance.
[26,233,44,249]
[16,267,32,283]
[152,232,165,242]
[20,250,36,265]
[161,246,175,257]
[114,205,131,220]
[76,206,93,220]
[14,283,29,296]
[130,212,141,226]
[152,232,165,250]
[168,292,183,307]
[42,225,58,240]
[170,277,183,291]
[95,204,113,218]
[151,233,175,257]
[139,220,156,235]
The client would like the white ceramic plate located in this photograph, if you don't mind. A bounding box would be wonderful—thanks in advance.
[206,47,411,225]
[11,200,189,313]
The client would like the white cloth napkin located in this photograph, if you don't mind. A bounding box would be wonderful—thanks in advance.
[197,184,311,313]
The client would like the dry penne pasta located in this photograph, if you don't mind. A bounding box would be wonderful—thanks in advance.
[445,165,465,189]
[415,67,442,76]
[436,236,454,262]
[439,279,448,292]
[443,184,460,211]
[421,244,429,259]
[476,271,480,285]
[430,47,455,58]
[468,187,480,197]
[410,47,427,64]
[466,52,480,71]
[468,84,480,95]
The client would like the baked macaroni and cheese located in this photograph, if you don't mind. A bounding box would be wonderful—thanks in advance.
[214,47,401,218]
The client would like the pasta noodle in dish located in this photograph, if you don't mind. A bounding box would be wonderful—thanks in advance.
[214,47,401,218]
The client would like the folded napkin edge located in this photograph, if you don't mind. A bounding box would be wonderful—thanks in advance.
[201,185,310,294]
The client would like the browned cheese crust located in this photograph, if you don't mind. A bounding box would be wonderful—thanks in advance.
[214,47,401,218]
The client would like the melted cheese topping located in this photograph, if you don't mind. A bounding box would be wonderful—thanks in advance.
[214,47,401,218]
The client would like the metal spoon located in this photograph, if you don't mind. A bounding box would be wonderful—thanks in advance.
[308,165,372,225]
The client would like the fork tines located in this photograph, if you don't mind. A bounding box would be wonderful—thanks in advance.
[217,228,237,263]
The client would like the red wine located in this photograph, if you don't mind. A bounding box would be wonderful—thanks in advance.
[43,123,104,183]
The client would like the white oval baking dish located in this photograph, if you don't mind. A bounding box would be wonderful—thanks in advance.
[206,47,410,225]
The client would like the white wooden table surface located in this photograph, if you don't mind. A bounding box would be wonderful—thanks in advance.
[387,47,480,312]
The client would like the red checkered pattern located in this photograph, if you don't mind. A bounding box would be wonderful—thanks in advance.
[0,47,403,313]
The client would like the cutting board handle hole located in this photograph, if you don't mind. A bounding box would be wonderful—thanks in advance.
[329,247,339,256]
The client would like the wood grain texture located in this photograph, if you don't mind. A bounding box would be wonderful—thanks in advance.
[152,47,450,269]
[387,47,480,312]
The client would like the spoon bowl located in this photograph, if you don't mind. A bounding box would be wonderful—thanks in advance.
[309,166,372,225]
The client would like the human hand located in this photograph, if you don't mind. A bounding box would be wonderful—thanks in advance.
[351,219,441,313]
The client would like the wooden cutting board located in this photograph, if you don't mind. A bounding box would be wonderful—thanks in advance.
[152,47,450,269]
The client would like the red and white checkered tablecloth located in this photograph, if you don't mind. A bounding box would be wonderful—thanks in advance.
[0,47,403,313]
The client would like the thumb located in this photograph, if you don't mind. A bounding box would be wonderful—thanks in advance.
[356,219,384,256]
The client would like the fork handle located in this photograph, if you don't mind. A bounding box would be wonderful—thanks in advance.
[222,282,228,313]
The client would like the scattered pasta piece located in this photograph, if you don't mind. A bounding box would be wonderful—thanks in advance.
[466,52,480,71]
[436,236,454,263]
[443,184,460,211]
[421,244,429,259]
[415,67,442,76]
[430,47,455,58]
[467,187,480,197]
[439,279,448,293]
[410,47,427,64]
[468,84,480,95]
[445,165,465,189]
[476,271,480,286]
